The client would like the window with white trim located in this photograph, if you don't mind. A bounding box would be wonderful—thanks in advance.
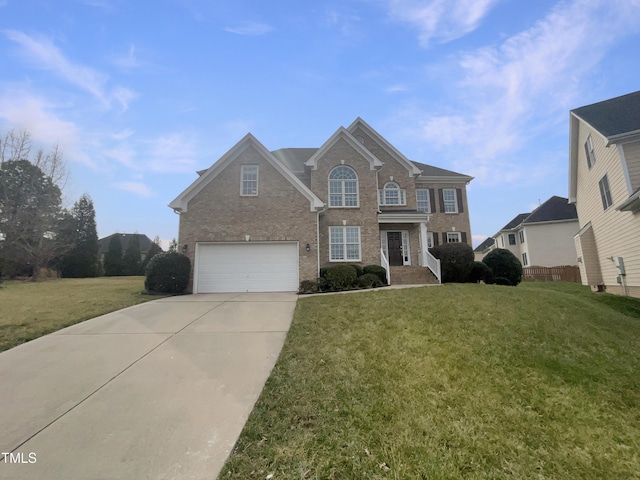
[584,135,596,169]
[379,182,406,206]
[443,189,458,213]
[446,232,462,243]
[508,233,516,245]
[427,231,434,248]
[519,230,525,243]
[329,226,361,261]
[416,188,430,212]
[240,165,258,196]
[329,166,359,207]
[522,252,528,266]
[599,174,613,210]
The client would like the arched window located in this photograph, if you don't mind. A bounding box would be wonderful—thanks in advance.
[380,182,406,206]
[328,166,359,207]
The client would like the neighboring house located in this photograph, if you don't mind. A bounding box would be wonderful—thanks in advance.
[98,233,154,264]
[489,196,579,267]
[473,237,495,262]
[569,90,640,297]
[169,118,474,293]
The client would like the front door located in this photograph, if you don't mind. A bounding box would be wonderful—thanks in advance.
[387,232,403,266]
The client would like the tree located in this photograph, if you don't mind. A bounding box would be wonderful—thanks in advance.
[0,159,69,279]
[483,248,523,286]
[141,237,164,273]
[103,235,124,276]
[430,242,475,283]
[0,130,70,280]
[59,194,100,278]
[122,234,142,276]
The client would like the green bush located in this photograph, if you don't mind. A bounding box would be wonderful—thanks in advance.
[357,273,384,289]
[483,248,523,286]
[319,267,329,279]
[363,265,388,285]
[144,252,191,294]
[298,280,319,294]
[325,265,357,291]
[468,261,494,284]
[430,242,475,283]
[348,264,365,277]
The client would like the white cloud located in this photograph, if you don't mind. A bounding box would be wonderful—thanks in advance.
[112,181,153,197]
[146,133,199,173]
[392,0,640,185]
[225,21,273,36]
[387,0,501,46]
[3,30,136,110]
[0,89,93,166]
[112,44,141,70]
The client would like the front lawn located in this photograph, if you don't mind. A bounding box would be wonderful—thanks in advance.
[0,277,161,352]
[221,282,640,479]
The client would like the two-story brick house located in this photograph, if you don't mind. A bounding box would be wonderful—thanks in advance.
[169,118,473,293]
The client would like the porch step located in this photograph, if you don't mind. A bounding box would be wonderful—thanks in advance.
[389,265,439,285]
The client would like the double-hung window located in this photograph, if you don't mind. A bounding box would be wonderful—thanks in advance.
[522,252,528,266]
[443,189,458,213]
[584,135,596,169]
[519,230,525,243]
[446,232,462,243]
[599,174,613,210]
[508,233,516,245]
[240,165,258,196]
[329,226,361,261]
[329,166,359,207]
[416,189,431,212]
[379,182,406,206]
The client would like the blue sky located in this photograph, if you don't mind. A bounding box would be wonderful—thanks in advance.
[1,0,640,248]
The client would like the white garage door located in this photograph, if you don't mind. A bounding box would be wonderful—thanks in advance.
[195,242,299,293]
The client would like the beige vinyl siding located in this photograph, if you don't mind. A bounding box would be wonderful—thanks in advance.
[623,142,640,191]
[575,122,640,291]
[523,221,579,267]
[574,224,602,286]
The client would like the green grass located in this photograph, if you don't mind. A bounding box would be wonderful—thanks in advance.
[0,277,162,352]
[221,282,640,479]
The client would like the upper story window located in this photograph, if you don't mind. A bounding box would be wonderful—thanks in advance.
[446,232,462,243]
[508,233,516,245]
[599,174,613,210]
[519,230,525,243]
[416,189,431,212]
[443,189,458,213]
[328,166,359,208]
[241,165,258,196]
[379,182,407,206]
[585,135,596,169]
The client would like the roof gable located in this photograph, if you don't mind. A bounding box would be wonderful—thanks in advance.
[169,133,324,213]
[522,196,577,224]
[305,127,383,170]
[571,90,640,140]
[347,117,422,176]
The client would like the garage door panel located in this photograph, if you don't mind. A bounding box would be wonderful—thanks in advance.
[196,243,298,293]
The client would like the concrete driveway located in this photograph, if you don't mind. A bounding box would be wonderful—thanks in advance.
[0,293,296,480]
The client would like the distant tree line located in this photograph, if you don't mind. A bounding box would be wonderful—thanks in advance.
[103,234,163,276]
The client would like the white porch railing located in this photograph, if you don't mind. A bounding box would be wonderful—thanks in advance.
[380,248,391,285]
[425,250,441,283]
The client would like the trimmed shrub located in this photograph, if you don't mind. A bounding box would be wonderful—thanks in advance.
[430,242,475,283]
[483,248,523,286]
[363,265,388,285]
[348,264,365,277]
[319,267,329,279]
[298,280,319,294]
[144,252,191,294]
[317,276,329,292]
[468,261,494,284]
[325,265,357,291]
[494,276,513,286]
[357,273,384,289]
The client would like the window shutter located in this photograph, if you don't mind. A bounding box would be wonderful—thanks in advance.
[429,189,436,213]
[456,189,464,213]
[442,232,448,244]
[461,232,467,244]
[438,189,445,213]
[432,232,439,247]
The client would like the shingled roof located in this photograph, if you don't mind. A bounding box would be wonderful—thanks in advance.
[474,236,495,253]
[571,90,640,139]
[501,213,530,230]
[523,196,577,224]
